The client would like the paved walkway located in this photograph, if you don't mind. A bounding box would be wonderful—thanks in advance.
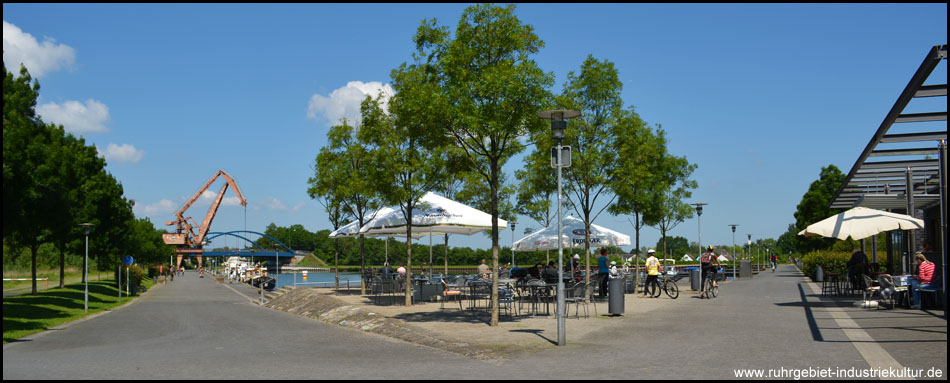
[3,267,946,379]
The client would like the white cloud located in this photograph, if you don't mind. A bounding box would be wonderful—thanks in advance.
[292,202,306,212]
[263,197,287,211]
[3,20,76,78]
[198,189,243,206]
[307,81,394,125]
[37,99,111,134]
[96,143,145,163]
[135,199,177,216]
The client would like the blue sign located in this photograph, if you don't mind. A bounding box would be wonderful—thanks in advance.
[123,255,134,266]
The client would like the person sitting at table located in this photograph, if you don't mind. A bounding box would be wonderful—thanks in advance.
[910,252,935,309]
[528,263,543,280]
[846,248,869,290]
[379,262,395,279]
[541,261,559,283]
[510,266,528,283]
[477,259,490,278]
[396,265,407,280]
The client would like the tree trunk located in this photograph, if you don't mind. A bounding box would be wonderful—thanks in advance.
[59,242,67,289]
[334,238,340,292]
[490,159,499,327]
[405,220,413,306]
[444,233,449,276]
[359,234,366,295]
[31,244,39,295]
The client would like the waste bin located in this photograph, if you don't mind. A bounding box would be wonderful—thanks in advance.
[690,268,701,291]
[815,265,823,282]
[740,260,752,279]
[608,278,624,315]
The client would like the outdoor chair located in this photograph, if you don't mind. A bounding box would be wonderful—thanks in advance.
[565,282,591,319]
[821,266,841,296]
[860,274,882,309]
[441,279,463,310]
[494,283,516,318]
[468,281,491,311]
[876,274,897,310]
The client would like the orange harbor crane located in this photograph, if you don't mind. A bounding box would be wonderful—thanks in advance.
[162,170,247,270]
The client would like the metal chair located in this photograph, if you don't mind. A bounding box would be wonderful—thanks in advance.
[565,282,591,319]
[860,274,882,309]
[440,279,463,310]
[876,274,897,310]
[821,266,841,296]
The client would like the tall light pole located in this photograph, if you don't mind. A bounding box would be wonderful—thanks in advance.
[79,223,94,313]
[692,203,707,259]
[747,234,752,280]
[729,224,738,278]
[539,109,579,347]
[510,219,517,268]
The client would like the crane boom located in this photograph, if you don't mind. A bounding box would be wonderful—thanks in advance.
[162,170,248,269]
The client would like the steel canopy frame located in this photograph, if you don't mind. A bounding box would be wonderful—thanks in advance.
[830,45,947,210]
[828,44,946,317]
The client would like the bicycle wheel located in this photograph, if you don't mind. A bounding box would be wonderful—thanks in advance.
[665,280,679,299]
[710,283,719,298]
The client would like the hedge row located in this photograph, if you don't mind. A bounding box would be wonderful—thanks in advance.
[801,250,889,281]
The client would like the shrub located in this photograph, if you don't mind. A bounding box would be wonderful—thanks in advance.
[802,250,889,281]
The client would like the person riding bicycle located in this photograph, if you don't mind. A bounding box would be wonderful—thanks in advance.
[640,249,661,298]
[700,245,720,297]
[769,253,778,270]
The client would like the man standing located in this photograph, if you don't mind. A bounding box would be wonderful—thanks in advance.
[640,249,660,298]
[598,248,610,299]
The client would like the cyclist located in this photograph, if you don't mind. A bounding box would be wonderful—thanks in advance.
[700,245,720,298]
[769,253,778,271]
[640,249,660,298]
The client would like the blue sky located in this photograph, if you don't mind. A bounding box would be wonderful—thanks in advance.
[4,4,946,254]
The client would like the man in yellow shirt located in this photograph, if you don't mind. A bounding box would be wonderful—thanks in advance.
[640,249,660,298]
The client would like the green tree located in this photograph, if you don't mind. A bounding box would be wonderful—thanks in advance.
[309,117,378,293]
[554,55,626,287]
[409,4,554,325]
[610,109,666,261]
[359,88,446,306]
[652,151,698,259]
[793,165,844,253]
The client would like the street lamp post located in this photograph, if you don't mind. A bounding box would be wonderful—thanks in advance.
[692,203,707,262]
[79,223,94,313]
[510,220,516,268]
[539,109,579,347]
[729,225,738,278]
[747,234,752,279]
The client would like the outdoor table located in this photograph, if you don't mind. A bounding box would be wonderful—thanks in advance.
[521,282,555,316]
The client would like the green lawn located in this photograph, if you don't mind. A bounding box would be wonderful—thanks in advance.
[3,278,153,343]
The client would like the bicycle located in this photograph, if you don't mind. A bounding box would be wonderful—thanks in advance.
[771,260,777,272]
[701,270,719,299]
[650,272,679,299]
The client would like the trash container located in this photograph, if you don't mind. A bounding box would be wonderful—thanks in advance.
[608,277,624,315]
[740,260,752,279]
[690,268,701,291]
[815,265,823,282]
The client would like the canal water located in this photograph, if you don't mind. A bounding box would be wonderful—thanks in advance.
[273,272,363,288]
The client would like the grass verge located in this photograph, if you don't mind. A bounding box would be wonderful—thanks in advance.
[3,278,154,343]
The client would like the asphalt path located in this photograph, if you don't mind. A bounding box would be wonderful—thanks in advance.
[4,267,946,379]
